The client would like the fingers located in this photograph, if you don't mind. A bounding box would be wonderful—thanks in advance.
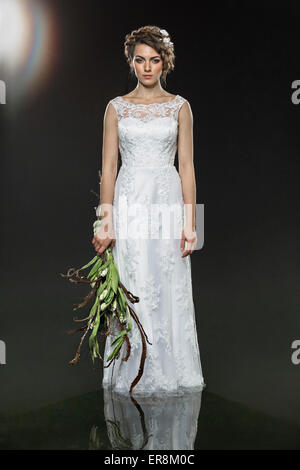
[95,240,107,255]
[92,234,116,255]
[92,236,100,253]
[181,248,191,258]
[180,230,185,252]
[181,237,197,258]
[92,234,103,255]
[181,237,190,257]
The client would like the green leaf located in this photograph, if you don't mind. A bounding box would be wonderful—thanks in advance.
[97,278,108,297]
[87,258,103,279]
[117,287,126,311]
[111,263,119,294]
[127,307,131,331]
[104,288,114,306]
[88,296,100,319]
[110,329,128,346]
[93,339,99,358]
[89,306,100,347]
[79,255,99,271]
[107,337,124,362]
[106,263,113,284]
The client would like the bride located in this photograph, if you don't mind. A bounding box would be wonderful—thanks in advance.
[92,25,206,398]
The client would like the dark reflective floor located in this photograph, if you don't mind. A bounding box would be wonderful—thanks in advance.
[1,387,300,450]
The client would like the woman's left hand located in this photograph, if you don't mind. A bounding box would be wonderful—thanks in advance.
[180,226,197,258]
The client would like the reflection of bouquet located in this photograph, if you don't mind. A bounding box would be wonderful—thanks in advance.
[60,172,152,394]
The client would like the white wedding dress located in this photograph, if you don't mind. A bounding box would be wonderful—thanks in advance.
[102,94,206,399]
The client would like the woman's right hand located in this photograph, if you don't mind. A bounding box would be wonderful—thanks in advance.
[92,222,116,255]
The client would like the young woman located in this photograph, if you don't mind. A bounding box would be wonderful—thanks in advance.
[92,25,206,398]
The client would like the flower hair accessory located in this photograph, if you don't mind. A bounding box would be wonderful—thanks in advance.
[159,28,173,47]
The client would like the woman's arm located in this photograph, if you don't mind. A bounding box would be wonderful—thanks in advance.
[177,100,197,257]
[92,102,119,255]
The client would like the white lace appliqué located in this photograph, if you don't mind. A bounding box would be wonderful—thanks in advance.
[140,273,161,311]
[102,93,206,398]
[157,239,176,280]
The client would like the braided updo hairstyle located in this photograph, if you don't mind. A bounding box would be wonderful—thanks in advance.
[124,25,175,86]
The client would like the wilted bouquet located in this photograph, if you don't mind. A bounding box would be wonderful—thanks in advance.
[60,173,152,394]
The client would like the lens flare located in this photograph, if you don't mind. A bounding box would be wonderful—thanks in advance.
[0,0,58,101]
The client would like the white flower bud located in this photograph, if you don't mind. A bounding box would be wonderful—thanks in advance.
[100,289,108,300]
[101,268,108,277]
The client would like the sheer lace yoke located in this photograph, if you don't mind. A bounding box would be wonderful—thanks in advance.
[109,94,186,123]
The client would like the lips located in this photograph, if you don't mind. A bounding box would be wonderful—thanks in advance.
[143,75,152,78]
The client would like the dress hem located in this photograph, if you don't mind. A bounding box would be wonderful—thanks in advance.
[101,380,207,404]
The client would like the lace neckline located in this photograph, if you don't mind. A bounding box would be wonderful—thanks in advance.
[118,94,179,107]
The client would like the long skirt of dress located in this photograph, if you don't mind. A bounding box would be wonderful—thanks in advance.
[102,164,206,399]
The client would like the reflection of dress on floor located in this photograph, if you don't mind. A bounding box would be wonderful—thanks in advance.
[103,387,203,450]
[102,94,206,397]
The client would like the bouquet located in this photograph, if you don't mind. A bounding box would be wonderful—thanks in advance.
[60,172,152,394]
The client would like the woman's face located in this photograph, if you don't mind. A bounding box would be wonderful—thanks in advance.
[132,43,163,85]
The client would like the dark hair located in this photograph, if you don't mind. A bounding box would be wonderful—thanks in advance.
[124,25,175,86]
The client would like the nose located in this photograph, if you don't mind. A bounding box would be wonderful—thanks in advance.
[144,62,151,72]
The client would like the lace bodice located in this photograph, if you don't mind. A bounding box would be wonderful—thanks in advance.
[108,95,187,168]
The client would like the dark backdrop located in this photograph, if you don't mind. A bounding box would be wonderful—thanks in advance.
[1,0,299,427]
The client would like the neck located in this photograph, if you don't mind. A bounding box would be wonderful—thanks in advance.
[132,83,166,98]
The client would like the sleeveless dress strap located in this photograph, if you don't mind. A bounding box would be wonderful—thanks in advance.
[174,95,187,120]
[107,97,123,120]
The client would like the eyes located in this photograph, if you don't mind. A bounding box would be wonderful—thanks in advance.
[135,58,161,64]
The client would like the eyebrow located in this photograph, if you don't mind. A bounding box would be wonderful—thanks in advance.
[135,55,160,59]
